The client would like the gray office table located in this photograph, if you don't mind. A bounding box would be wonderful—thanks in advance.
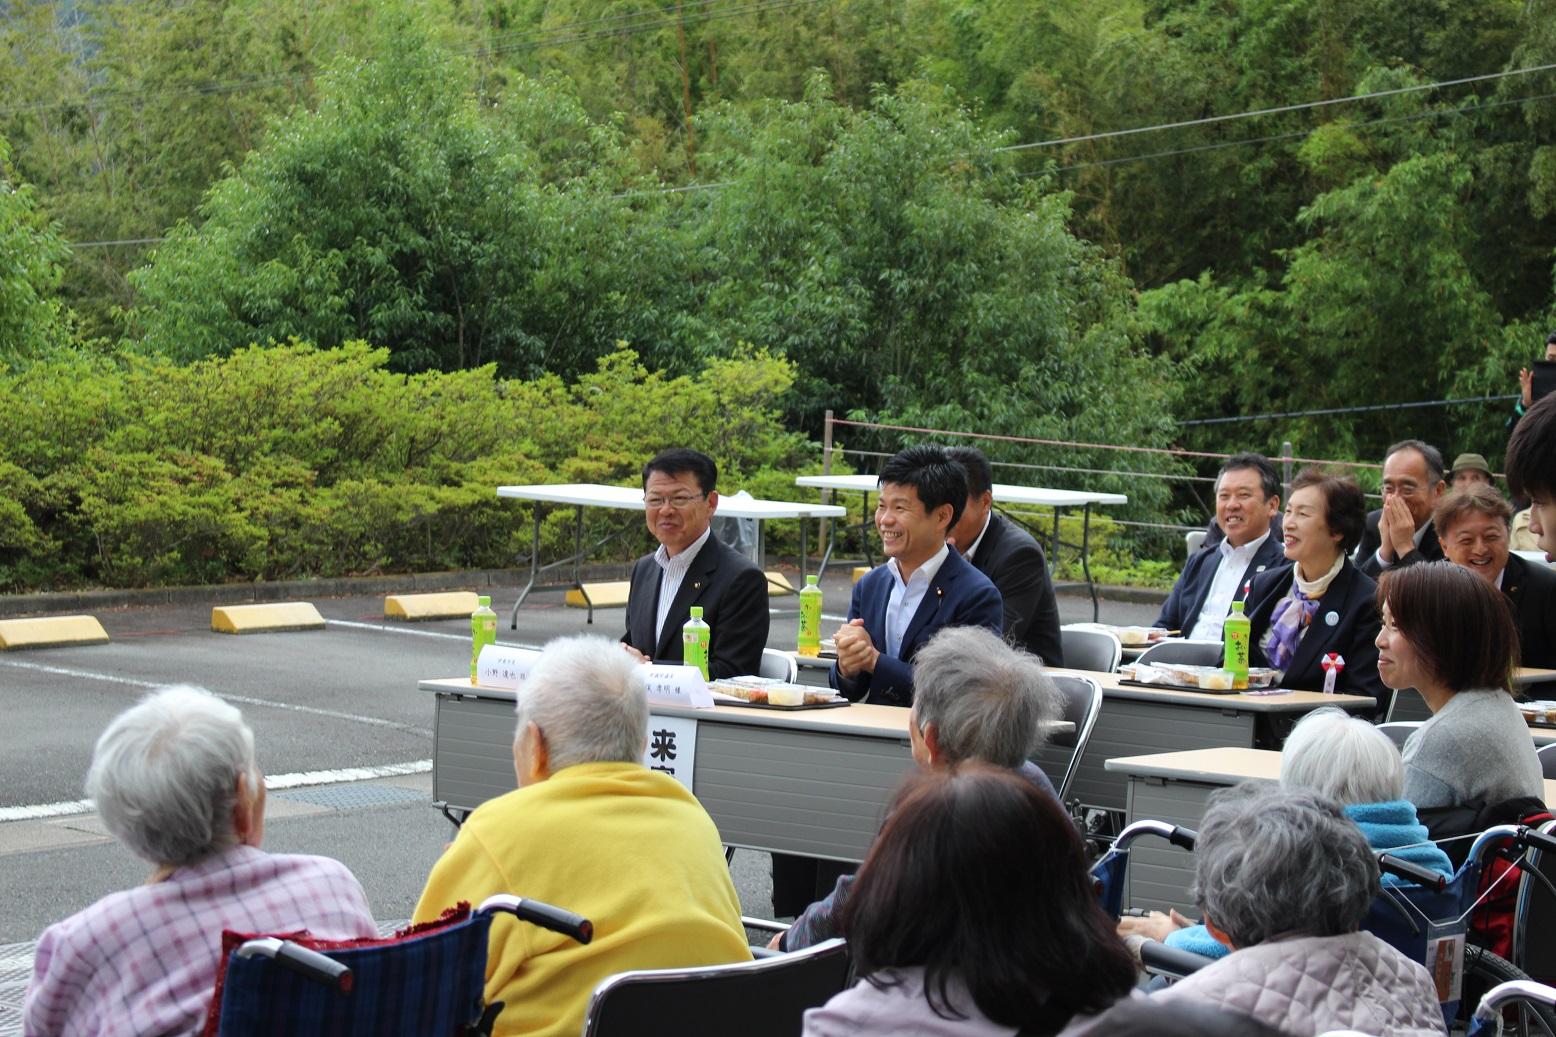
[1386,667,1556,723]
[794,474,1127,620]
[420,676,1068,863]
[1039,668,1375,816]
[1104,747,1556,914]
[428,677,912,863]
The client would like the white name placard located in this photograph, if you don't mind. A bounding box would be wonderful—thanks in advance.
[643,664,714,709]
[476,645,541,690]
[644,714,698,792]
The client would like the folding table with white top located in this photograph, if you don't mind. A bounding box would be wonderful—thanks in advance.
[794,473,1127,620]
[496,483,846,628]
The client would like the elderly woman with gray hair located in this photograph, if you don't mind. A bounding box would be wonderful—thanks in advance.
[1126,707,1454,961]
[24,686,377,1037]
[1126,706,1450,959]
[1149,784,1445,1037]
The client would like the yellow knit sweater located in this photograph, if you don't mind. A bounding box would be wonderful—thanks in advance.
[413,761,751,1036]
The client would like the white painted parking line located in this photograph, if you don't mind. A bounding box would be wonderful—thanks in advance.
[327,619,541,650]
[0,799,94,823]
[0,760,432,823]
[0,658,431,736]
[265,759,432,790]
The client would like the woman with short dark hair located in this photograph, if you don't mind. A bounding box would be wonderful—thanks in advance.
[1245,467,1388,715]
[1376,560,1543,810]
[802,764,1136,1037]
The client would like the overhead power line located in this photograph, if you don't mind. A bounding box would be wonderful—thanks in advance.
[1049,87,1556,174]
[994,60,1556,153]
[1177,395,1520,426]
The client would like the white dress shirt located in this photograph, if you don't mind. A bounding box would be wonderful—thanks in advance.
[961,512,994,564]
[884,543,950,658]
[1188,530,1271,641]
[1371,520,1431,571]
[654,525,712,644]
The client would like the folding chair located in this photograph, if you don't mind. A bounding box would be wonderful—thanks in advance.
[1059,624,1121,673]
[1031,674,1102,803]
[1376,722,1423,752]
[759,649,799,682]
[1539,743,1556,781]
[212,895,591,1037]
[580,938,850,1037]
[1133,639,1222,668]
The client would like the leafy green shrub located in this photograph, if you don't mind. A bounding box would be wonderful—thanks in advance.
[0,342,816,591]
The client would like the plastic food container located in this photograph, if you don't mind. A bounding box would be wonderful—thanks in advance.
[767,685,805,707]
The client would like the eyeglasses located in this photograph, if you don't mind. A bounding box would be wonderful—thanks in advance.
[644,493,707,510]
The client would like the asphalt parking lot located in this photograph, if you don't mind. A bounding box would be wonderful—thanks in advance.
[0,568,1161,1032]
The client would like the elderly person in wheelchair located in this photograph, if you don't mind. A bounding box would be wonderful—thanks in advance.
[1123,707,1453,961]
[1149,784,1445,1037]
[24,686,378,1036]
[413,635,750,1037]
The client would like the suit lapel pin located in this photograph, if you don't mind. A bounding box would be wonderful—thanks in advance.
[1324,611,1339,627]
[1256,565,1267,573]
[693,581,703,591]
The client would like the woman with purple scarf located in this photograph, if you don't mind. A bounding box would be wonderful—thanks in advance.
[1243,468,1390,718]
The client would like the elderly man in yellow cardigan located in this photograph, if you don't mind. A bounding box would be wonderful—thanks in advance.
[413,635,750,1037]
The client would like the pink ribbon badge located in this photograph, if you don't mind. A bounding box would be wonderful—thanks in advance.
[1320,653,1345,695]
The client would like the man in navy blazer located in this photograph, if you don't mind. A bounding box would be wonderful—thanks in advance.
[1156,454,1287,639]
[830,445,1003,707]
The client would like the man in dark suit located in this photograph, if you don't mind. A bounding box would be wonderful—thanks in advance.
[830,445,1003,707]
[943,446,1063,665]
[1433,484,1556,669]
[1157,453,1287,639]
[1355,439,1447,579]
[622,448,768,678]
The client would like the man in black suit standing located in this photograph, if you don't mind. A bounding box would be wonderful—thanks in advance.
[945,447,1064,666]
[1156,453,1286,639]
[621,448,769,678]
[1355,439,1447,579]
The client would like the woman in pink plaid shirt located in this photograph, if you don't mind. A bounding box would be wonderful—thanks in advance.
[23,686,378,1037]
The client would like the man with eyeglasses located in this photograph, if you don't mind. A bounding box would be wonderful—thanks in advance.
[1355,439,1447,579]
[1156,453,1286,641]
[622,448,769,679]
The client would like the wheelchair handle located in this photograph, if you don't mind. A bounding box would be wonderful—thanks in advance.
[1376,853,1449,892]
[235,937,354,993]
[478,894,594,944]
[1139,940,1216,979]
[1112,819,1198,852]
[1518,825,1556,857]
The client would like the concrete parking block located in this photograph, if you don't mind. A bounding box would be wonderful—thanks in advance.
[384,591,480,621]
[210,602,325,634]
[0,615,109,651]
[564,581,632,609]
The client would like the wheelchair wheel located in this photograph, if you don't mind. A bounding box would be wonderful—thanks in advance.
[1461,945,1556,1036]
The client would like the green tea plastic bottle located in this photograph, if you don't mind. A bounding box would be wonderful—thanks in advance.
[470,595,497,684]
[797,575,823,657]
[1222,599,1251,690]
[683,605,711,680]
